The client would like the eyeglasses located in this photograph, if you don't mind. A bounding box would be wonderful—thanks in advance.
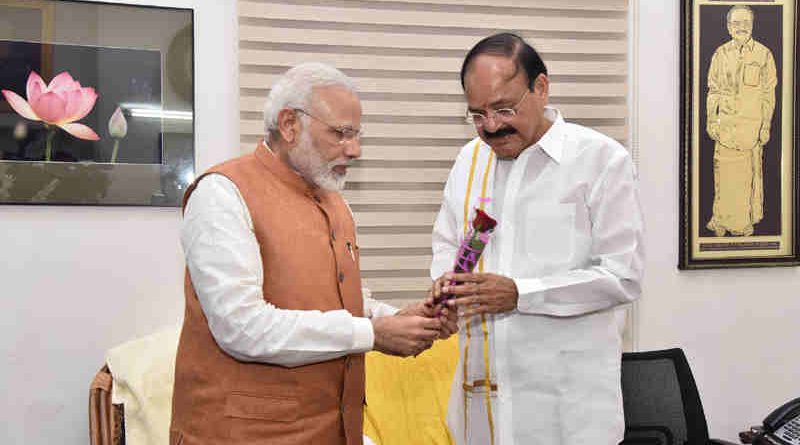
[294,108,363,144]
[465,89,530,127]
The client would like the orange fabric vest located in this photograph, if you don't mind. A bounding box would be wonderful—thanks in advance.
[170,143,365,445]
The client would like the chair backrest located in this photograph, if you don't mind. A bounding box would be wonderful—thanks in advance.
[621,348,711,445]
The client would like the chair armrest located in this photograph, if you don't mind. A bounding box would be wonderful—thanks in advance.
[620,439,663,444]
[622,425,672,445]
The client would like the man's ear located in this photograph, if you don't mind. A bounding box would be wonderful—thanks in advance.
[533,73,549,98]
[533,73,550,105]
[277,108,300,144]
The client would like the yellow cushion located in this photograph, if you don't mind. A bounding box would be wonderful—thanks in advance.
[363,336,458,445]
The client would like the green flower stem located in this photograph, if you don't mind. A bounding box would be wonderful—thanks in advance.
[111,139,120,163]
[44,126,55,161]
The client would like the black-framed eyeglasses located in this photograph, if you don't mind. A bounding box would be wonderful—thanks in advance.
[294,108,363,144]
[465,89,531,127]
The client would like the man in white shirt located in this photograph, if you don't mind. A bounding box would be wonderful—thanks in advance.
[170,62,456,444]
[430,33,645,445]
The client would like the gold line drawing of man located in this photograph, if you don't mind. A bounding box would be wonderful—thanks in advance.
[706,4,777,237]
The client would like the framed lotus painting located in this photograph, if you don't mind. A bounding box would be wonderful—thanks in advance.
[679,0,800,268]
[0,0,194,206]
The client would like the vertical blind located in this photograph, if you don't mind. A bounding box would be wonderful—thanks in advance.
[238,0,629,307]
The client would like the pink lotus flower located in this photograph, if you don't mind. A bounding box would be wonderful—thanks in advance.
[2,71,99,141]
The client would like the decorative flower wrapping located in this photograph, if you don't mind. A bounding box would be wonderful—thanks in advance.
[434,208,498,304]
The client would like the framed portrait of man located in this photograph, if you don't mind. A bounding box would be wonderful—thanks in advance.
[680,0,800,268]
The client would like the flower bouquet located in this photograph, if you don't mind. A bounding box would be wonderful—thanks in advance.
[434,208,498,304]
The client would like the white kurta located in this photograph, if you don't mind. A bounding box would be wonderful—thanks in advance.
[182,174,398,367]
[431,108,645,445]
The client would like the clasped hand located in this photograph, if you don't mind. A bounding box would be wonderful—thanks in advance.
[430,272,518,318]
[371,297,458,357]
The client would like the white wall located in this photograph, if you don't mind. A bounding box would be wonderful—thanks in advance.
[0,0,238,443]
[634,1,800,441]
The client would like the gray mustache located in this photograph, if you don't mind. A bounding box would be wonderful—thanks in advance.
[329,161,353,167]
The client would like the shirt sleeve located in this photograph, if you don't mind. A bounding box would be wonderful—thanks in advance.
[514,150,645,317]
[706,50,721,139]
[182,174,374,368]
[761,48,777,131]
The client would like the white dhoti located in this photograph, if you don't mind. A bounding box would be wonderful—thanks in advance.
[708,143,764,236]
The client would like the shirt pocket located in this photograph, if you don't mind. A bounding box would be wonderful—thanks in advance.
[224,391,300,422]
[524,203,576,264]
[743,62,761,87]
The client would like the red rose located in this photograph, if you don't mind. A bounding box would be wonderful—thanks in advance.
[472,208,497,232]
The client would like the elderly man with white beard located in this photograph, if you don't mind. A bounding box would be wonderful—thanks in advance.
[169,62,457,445]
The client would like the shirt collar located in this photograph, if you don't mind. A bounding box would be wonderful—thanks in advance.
[531,106,564,164]
[730,37,755,52]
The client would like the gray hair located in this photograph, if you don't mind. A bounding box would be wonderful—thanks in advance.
[727,5,754,24]
[263,62,357,136]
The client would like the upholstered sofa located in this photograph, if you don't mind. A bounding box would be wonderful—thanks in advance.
[89,327,459,445]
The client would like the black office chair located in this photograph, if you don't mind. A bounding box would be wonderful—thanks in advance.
[620,348,739,445]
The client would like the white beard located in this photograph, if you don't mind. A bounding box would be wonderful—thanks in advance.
[288,128,348,191]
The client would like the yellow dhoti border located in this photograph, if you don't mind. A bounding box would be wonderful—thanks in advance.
[459,139,496,444]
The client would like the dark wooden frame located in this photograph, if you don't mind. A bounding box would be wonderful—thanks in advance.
[0,0,194,207]
[679,0,800,268]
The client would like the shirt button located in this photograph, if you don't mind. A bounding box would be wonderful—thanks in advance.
[338,272,345,282]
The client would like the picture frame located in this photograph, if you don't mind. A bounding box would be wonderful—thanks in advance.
[679,0,800,268]
[0,0,194,206]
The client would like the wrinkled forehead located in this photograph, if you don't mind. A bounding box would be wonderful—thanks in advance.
[310,85,361,119]
[729,9,753,23]
[464,55,520,91]
[464,55,526,106]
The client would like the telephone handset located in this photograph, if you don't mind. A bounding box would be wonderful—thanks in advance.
[761,396,800,445]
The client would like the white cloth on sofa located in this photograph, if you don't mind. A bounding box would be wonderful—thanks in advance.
[106,326,180,445]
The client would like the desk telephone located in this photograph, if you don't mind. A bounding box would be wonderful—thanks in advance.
[758,396,800,445]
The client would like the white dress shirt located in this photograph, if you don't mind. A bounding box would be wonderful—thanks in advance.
[432,107,645,445]
[182,173,398,368]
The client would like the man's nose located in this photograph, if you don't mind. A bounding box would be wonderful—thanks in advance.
[482,114,502,132]
[344,138,361,159]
